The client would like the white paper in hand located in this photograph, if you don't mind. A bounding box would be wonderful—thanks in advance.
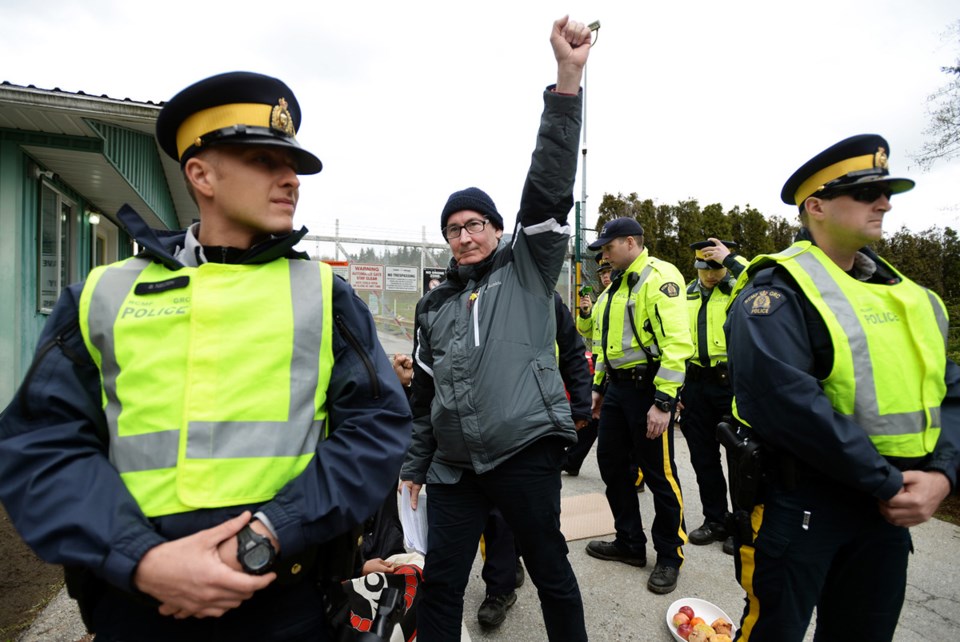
[400,485,428,554]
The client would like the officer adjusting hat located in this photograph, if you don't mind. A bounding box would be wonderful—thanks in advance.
[587,217,644,251]
[690,240,738,269]
[780,134,913,207]
[156,71,322,175]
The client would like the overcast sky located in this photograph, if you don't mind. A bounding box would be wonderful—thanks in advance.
[2,0,958,251]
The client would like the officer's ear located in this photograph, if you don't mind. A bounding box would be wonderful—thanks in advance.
[184,154,217,200]
[803,196,827,223]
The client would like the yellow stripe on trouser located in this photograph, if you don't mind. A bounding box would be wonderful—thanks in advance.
[660,431,687,556]
[736,504,765,640]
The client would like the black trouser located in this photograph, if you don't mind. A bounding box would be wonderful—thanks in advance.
[563,418,598,472]
[734,476,911,641]
[481,509,521,596]
[596,379,686,566]
[680,376,732,525]
[418,438,586,641]
[91,578,331,641]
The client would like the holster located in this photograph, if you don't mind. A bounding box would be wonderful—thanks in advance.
[716,421,766,545]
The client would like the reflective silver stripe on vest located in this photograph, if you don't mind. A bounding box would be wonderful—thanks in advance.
[86,259,157,469]
[92,261,325,473]
[927,289,949,344]
[608,265,657,369]
[794,252,933,436]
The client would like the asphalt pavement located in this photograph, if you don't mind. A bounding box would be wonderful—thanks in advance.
[19,333,960,641]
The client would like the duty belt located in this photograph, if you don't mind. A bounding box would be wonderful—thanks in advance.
[607,363,650,383]
[685,362,729,385]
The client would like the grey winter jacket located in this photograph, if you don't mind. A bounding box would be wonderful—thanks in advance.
[401,88,582,485]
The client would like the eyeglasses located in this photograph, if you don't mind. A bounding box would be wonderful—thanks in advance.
[443,219,488,240]
[821,184,893,204]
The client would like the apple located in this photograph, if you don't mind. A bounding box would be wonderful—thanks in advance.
[679,605,695,620]
[672,612,691,627]
[689,616,706,628]
[676,622,693,640]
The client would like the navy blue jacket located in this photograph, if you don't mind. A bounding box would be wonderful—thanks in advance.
[0,210,412,592]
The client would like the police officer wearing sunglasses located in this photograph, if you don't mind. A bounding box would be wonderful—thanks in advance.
[724,134,960,640]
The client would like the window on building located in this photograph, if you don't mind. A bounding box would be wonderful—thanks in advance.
[38,182,77,313]
[92,215,119,268]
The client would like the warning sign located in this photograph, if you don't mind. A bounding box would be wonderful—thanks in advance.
[423,267,446,293]
[386,266,418,292]
[350,264,384,290]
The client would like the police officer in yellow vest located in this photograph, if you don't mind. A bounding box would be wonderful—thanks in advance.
[583,217,694,594]
[682,239,748,556]
[575,255,613,345]
[725,134,960,641]
[0,73,412,641]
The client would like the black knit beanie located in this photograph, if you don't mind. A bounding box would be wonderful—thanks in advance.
[440,187,504,232]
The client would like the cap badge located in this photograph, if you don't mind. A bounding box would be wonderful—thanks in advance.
[270,97,296,136]
[873,146,888,170]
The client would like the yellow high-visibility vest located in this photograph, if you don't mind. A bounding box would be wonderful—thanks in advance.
[733,242,947,457]
[79,257,334,517]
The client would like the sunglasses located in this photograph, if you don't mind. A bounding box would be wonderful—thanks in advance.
[820,184,893,204]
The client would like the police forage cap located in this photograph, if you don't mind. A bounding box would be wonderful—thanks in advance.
[587,217,644,251]
[690,240,738,269]
[596,255,612,273]
[780,134,914,206]
[440,187,504,231]
[155,71,322,175]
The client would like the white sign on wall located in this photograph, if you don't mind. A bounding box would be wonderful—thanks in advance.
[385,266,418,292]
[349,264,384,290]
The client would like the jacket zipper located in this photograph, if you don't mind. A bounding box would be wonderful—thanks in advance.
[335,315,381,400]
[18,318,83,420]
[466,287,481,347]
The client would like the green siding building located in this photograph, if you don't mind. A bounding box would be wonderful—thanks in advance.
[0,81,196,403]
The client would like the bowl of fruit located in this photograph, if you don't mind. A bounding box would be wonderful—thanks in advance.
[666,598,736,641]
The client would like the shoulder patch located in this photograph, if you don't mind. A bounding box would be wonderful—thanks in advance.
[659,282,680,298]
[741,288,786,316]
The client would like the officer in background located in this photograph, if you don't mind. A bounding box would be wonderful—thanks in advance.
[0,73,412,641]
[584,217,694,595]
[725,134,960,640]
[682,239,747,556]
[575,255,613,346]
